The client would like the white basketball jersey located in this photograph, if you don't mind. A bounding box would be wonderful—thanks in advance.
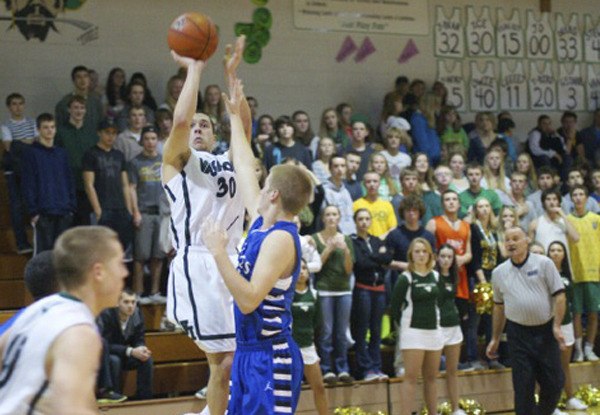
[163,150,244,255]
[0,294,97,415]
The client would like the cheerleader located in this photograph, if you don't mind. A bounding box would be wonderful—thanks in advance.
[437,244,467,415]
[391,238,442,415]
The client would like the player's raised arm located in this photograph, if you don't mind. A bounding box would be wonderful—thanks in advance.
[162,53,205,183]
[224,36,252,143]
[224,79,261,220]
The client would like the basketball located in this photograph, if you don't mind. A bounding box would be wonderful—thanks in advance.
[167,12,219,61]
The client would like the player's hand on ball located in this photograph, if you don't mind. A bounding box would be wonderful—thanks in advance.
[171,50,205,70]
[201,219,229,255]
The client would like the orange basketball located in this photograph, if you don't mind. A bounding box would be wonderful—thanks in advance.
[167,12,219,61]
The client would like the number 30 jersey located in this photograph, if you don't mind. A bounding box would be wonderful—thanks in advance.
[163,150,244,254]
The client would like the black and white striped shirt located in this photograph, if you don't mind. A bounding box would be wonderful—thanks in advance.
[491,253,565,326]
[0,117,37,142]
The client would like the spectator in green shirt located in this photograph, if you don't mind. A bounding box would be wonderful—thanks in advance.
[459,163,502,218]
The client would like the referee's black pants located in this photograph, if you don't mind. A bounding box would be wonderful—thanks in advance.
[506,319,564,415]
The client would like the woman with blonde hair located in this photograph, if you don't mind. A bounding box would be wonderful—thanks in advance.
[381,127,412,183]
[411,152,436,193]
[448,151,469,193]
[364,152,400,201]
[318,107,350,151]
[468,197,503,369]
[436,244,467,415]
[312,205,355,384]
[515,152,538,196]
[482,148,510,194]
[311,136,335,183]
[403,93,441,165]
[202,84,226,128]
[391,237,442,415]
[468,111,499,164]
[497,206,520,259]
[159,75,184,114]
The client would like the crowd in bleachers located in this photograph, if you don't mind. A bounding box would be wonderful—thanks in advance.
[2,66,600,405]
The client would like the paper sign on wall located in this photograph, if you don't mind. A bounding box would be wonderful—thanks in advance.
[526,11,554,60]
[434,7,464,58]
[466,7,495,58]
[496,9,525,59]
[555,14,582,62]
[470,61,498,112]
[438,60,467,112]
[529,61,557,110]
[500,61,528,111]
[558,64,585,111]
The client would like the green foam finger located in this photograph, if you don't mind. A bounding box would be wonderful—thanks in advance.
[244,42,262,64]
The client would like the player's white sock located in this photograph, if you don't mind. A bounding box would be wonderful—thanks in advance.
[574,337,583,353]
[200,406,210,415]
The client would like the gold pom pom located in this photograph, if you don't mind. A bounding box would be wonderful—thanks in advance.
[333,407,387,415]
[459,398,487,414]
[420,401,452,415]
[472,282,494,315]
[575,384,600,407]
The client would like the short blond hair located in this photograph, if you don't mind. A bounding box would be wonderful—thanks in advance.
[53,226,120,290]
[269,164,313,215]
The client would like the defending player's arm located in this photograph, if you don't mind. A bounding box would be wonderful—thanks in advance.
[223,35,252,144]
[223,78,261,220]
[203,221,295,314]
[47,325,101,415]
[162,53,205,183]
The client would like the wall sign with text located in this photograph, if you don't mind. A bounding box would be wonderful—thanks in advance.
[470,61,498,112]
[437,60,467,112]
[434,6,465,58]
[500,61,528,111]
[496,8,525,59]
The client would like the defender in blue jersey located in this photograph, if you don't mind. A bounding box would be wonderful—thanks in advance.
[202,74,314,414]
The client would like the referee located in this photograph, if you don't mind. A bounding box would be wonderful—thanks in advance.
[486,226,567,415]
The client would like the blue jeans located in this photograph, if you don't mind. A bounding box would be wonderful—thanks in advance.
[352,287,386,377]
[317,294,352,374]
[5,172,29,249]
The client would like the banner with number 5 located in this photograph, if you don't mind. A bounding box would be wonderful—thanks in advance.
[438,60,467,112]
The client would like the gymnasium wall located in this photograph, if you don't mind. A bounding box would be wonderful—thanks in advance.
[1,0,599,137]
